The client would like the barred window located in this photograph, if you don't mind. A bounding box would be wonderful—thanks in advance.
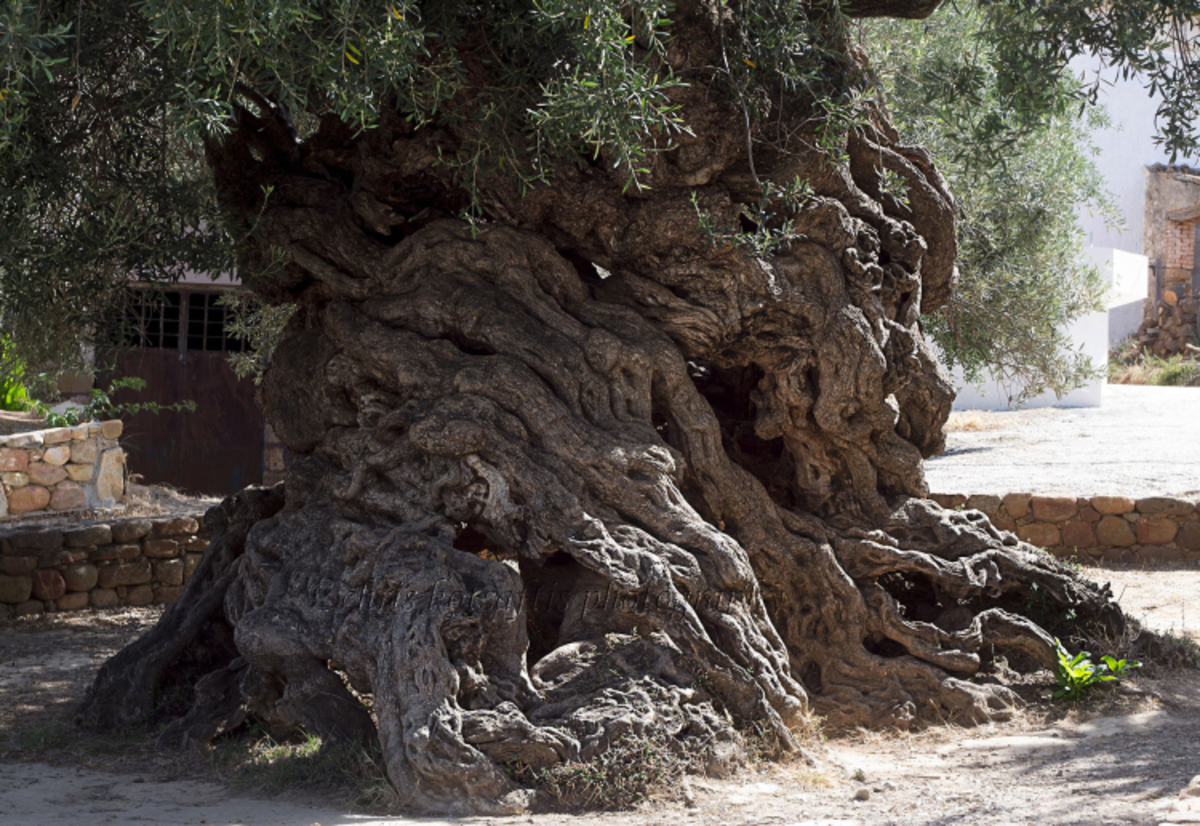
[119,290,244,353]
[186,292,243,352]
[121,291,182,350]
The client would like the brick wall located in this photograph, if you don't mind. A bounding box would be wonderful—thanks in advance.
[1163,220,1196,284]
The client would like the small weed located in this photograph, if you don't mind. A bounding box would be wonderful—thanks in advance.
[0,714,150,764]
[1130,626,1200,671]
[524,732,691,811]
[1022,581,1078,635]
[1053,638,1140,701]
[744,713,823,766]
[3,718,75,753]
[1163,633,1200,668]
[690,176,816,261]
[1157,357,1200,386]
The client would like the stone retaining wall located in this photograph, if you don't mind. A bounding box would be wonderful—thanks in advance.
[0,513,207,619]
[0,421,126,519]
[931,493,1200,563]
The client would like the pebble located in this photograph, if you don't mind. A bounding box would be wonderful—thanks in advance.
[853,789,870,801]
[681,777,697,808]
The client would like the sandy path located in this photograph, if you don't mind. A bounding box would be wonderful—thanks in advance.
[1096,564,1200,642]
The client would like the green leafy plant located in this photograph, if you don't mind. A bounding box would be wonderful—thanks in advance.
[1053,638,1141,701]
[39,375,196,427]
[1,372,31,412]
[1099,655,1140,678]
[0,336,39,411]
[217,291,297,385]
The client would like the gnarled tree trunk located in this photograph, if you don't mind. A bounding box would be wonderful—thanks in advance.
[79,1,1123,814]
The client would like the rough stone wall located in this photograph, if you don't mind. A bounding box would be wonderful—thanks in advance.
[1136,167,1200,355]
[931,493,1200,564]
[1136,282,1200,357]
[0,422,126,519]
[0,514,207,619]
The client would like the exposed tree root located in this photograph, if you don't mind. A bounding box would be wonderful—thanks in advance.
[79,223,1122,812]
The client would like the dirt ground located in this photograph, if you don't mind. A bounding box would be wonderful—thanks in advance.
[927,384,1200,499]
[1,563,1198,826]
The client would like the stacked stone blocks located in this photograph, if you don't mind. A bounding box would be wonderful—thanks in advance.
[0,513,207,618]
[930,493,1200,563]
[0,421,126,519]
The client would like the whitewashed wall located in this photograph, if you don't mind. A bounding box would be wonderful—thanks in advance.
[943,56,1182,410]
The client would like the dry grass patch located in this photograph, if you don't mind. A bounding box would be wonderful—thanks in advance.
[944,408,1058,432]
[1108,343,1200,387]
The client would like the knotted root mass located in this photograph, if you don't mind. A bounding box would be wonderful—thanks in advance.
[79,222,1122,814]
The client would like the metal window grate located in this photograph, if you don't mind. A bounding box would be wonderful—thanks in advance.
[186,292,243,352]
[120,290,244,353]
[122,291,182,350]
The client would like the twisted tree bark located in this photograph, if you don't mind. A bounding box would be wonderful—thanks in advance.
[79,1,1123,813]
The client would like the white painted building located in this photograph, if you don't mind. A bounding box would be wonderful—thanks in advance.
[945,55,1198,410]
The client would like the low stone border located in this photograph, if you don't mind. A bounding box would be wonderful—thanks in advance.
[0,421,126,519]
[930,493,1200,563]
[0,512,207,619]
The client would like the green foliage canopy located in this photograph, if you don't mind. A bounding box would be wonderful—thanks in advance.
[2,0,1199,391]
[861,4,1120,403]
[0,3,231,385]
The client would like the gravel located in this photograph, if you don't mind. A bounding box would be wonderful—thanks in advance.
[925,384,1200,499]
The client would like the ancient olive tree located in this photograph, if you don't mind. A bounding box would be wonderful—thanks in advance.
[2,0,1188,813]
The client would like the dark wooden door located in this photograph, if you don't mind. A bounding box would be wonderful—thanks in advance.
[100,290,264,495]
